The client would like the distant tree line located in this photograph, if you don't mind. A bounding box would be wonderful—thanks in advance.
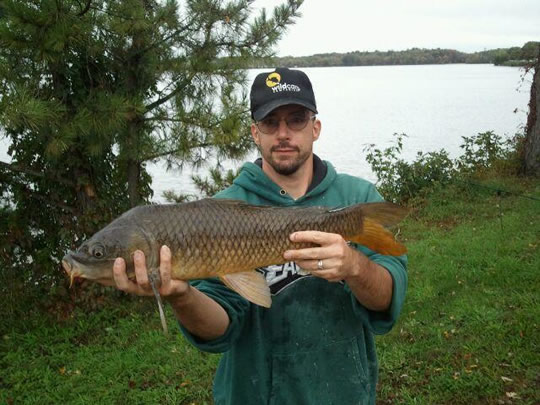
[255,41,540,68]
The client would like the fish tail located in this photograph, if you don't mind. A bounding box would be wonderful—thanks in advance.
[349,218,407,256]
[347,202,409,256]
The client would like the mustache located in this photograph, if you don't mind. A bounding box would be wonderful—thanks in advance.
[271,143,299,152]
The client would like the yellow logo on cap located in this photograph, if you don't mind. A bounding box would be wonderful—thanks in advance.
[266,72,281,88]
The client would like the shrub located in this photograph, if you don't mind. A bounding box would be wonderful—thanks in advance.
[364,133,456,203]
[456,131,516,173]
[365,131,521,204]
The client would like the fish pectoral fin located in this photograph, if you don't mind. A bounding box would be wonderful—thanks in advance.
[349,218,407,256]
[148,268,168,336]
[220,271,272,308]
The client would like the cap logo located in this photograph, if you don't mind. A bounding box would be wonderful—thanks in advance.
[266,72,281,88]
[265,71,301,94]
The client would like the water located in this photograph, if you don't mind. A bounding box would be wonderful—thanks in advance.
[0,64,531,202]
[309,64,529,177]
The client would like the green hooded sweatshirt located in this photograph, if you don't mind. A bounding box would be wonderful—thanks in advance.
[180,157,407,405]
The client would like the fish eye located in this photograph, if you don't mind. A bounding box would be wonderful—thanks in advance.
[91,244,105,259]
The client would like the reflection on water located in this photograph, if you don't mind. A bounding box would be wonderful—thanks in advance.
[1,64,531,202]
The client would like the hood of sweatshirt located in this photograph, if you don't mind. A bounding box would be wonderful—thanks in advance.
[228,154,337,206]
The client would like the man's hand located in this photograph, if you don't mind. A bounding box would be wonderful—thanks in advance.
[112,245,230,339]
[283,231,365,282]
[283,231,393,311]
[113,245,190,300]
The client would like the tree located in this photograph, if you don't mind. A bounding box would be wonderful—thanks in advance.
[0,0,303,288]
[523,50,540,176]
[522,41,540,61]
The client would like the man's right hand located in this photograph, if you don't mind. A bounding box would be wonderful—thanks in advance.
[113,245,191,299]
[112,245,230,340]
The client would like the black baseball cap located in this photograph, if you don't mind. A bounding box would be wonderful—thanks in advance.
[250,67,318,121]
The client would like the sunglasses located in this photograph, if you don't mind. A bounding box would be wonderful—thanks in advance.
[256,111,316,134]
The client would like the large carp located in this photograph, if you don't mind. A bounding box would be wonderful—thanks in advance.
[62,198,408,309]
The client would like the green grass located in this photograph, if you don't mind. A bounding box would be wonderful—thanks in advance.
[1,303,220,404]
[376,177,540,404]
[1,175,539,404]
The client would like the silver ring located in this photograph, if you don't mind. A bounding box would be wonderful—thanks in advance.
[317,259,324,270]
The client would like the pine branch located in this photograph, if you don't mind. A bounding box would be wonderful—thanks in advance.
[141,117,185,122]
[0,161,76,187]
[137,20,196,56]
[142,107,251,123]
[77,0,92,17]
[144,73,196,112]
[142,143,212,162]
[88,3,141,21]
[19,182,77,213]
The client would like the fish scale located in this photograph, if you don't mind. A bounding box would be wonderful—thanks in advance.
[62,198,409,308]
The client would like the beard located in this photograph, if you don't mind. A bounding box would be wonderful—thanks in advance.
[261,143,312,176]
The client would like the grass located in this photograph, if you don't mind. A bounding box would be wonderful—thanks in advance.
[1,302,220,404]
[376,176,540,404]
[1,175,539,404]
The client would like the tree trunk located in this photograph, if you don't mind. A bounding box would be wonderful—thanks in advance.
[125,119,141,207]
[127,157,140,207]
[123,0,151,207]
[523,54,540,176]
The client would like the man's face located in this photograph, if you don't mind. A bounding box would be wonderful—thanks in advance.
[251,105,321,176]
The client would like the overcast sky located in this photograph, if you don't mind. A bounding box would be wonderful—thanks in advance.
[254,0,540,57]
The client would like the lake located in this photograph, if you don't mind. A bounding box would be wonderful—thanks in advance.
[0,64,531,202]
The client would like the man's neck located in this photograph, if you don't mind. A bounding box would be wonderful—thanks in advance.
[261,155,314,200]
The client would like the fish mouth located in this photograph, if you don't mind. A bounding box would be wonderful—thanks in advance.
[62,252,126,287]
[62,253,100,286]
[62,255,82,287]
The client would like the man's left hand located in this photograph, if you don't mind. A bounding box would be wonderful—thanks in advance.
[283,231,367,282]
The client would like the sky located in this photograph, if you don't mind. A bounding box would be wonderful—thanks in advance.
[254,0,540,57]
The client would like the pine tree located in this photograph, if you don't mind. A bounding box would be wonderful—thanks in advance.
[0,0,302,287]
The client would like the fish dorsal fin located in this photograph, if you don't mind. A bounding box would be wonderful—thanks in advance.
[349,217,407,256]
[220,271,272,308]
[209,198,252,206]
[360,202,410,227]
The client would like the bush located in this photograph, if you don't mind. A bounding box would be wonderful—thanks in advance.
[456,131,517,173]
[364,133,456,203]
[365,131,521,203]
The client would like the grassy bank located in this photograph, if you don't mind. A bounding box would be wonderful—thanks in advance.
[376,176,539,404]
[1,301,219,404]
[1,175,538,404]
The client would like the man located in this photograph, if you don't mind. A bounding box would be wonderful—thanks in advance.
[113,68,407,404]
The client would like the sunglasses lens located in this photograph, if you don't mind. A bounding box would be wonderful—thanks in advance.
[287,114,309,131]
[257,112,313,134]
